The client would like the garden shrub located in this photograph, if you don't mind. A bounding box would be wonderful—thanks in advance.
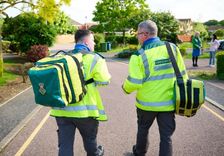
[179,47,187,56]
[9,41,20,53]
[117,49,133,58]
[2,13,56,53]
[27,45,49,62]
[2,40,11,53]
[94,33,105,51]
[216,51,224,80]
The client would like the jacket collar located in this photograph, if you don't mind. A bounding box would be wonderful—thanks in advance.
[142,37,160,48]
[74,43,91,53]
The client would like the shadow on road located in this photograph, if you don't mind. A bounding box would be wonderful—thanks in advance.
[123,152,134,156]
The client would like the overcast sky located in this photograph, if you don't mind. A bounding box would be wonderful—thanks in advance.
[5,0,224,24]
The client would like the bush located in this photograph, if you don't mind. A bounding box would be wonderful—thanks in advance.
[117,49,134,58]
[2,40,11,53]
[179,47,187,56]
[2,13,56,53]
[27,45,49,62]
[94,33,105,51]
[126,36,138,45]
[9,41,20,53]
[216,51,224,80]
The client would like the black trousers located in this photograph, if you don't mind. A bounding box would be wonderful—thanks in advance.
[135,108,176,156]
[56,117,99,156]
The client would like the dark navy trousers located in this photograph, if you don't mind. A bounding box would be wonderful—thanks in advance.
[135,108,176,156]
[55,117,99,156]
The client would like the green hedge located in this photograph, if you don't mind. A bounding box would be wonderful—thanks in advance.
[216,51,224,80]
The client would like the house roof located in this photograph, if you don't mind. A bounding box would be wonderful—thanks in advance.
[69,18,82,26]
[208,26,224,31]
[177,34,192,42]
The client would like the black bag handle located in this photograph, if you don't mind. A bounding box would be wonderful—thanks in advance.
[50,50,68,57]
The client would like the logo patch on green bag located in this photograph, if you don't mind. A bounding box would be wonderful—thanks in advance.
[39,83,46,95]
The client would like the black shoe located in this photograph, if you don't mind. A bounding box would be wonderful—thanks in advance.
[97,145,104,156]
[132,145,137,156]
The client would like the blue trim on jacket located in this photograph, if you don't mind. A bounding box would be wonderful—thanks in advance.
[73,43,91,54]
[142,37,160,48]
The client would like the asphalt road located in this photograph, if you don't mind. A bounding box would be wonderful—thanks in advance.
[0,60,224,156]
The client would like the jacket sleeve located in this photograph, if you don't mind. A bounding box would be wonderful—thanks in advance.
[123,55,144,94]
[92,57,111,86]
[176,47,189,80]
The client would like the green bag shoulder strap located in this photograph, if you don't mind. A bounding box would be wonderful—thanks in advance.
[165,42,186,107]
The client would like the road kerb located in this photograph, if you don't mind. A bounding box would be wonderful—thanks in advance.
[205,97,224,111]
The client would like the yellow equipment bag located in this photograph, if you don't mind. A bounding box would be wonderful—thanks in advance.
[166,42,205,117]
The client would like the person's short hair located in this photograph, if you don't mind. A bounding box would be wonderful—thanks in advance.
[138,20,158,36]
[75,30,92,43]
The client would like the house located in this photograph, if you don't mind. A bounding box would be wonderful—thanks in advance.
[69,18,82,28]
[177,34,192,42]
[207,26,224,33]
[178,18,193,34]
[79,22,98,30]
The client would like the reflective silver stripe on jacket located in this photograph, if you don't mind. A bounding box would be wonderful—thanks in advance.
[128,70,186,84]
[53,105,105,115]
[154,64,172,71]
[90,55,100,73]
[127,76,143,84]
[138,48,150,77]
[95,81,109,85]
[136,98,174,107]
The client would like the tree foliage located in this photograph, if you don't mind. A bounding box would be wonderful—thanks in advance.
[0,0,71,22]
[193,22,208,40]
[2,13,57,52]
[215,29,224,38]
[53,11,77,34]
[219,20,224,26]
[93,0,151,43]
[150,12,179,43]
[204,20,219,26]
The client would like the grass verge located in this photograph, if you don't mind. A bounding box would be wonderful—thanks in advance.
[0,71,19,86]
[188,70,216,80]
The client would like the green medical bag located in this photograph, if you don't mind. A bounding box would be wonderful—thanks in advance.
[28,50,91,107]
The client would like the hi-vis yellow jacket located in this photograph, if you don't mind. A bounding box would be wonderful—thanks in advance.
[51,50,111,121]
[123,38,188,112]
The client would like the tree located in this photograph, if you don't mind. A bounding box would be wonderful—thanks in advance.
[53,11,77,34]
[150,12,179,44]
[2,13,57,53]
[219,20,224,26]
[204,20,219,26]
[193,22,208,40]
[0,0,71,22]
[93,0,150,44]
[215,29,224,38]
